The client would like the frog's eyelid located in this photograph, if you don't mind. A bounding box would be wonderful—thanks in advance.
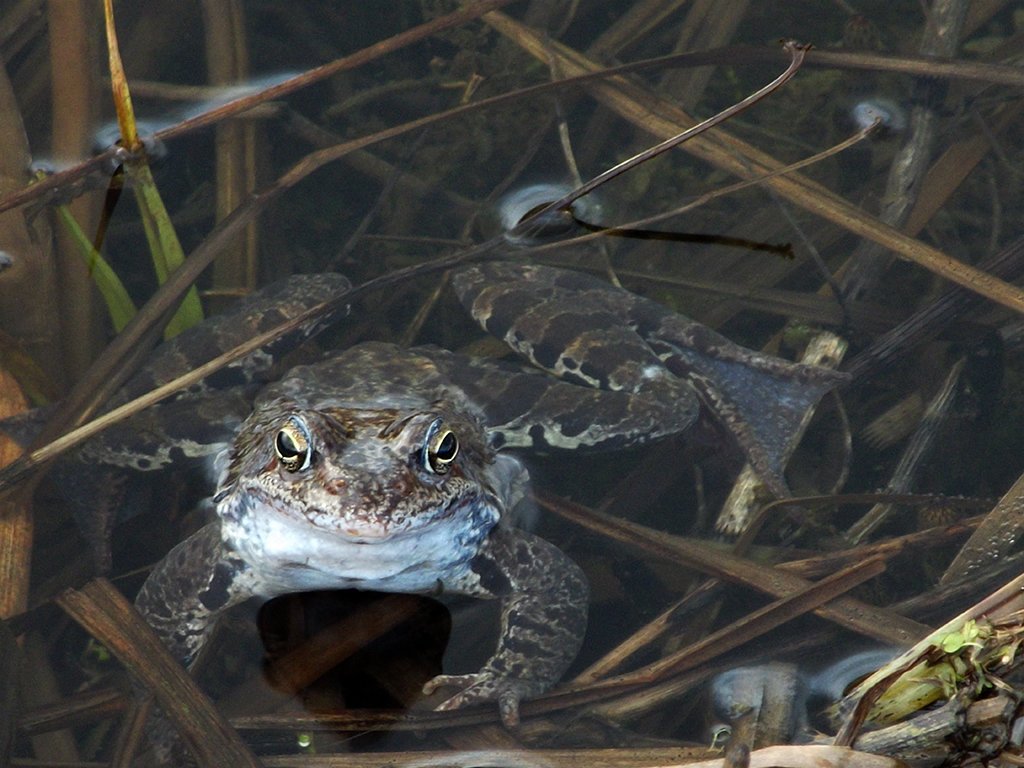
[378,412,457,472]
[381,412,417,438]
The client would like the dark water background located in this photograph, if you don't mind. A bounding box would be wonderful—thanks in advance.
[3,0,1024,762]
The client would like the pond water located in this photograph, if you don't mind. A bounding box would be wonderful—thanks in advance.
[2,0,1024,764]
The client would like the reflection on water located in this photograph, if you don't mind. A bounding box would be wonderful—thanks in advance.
[3,0,1024,763]
[495,182,604,244]
[89,71,301,157]
[708,649,902,748]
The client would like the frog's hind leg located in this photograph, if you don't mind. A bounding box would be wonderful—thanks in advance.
[584,271,848,499]
[452,262,847,498]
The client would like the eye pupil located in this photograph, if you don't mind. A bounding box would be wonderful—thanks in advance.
[275,419,312,472]
[276,431,299,457]
[424,418,459,474]
[438,431,458,459]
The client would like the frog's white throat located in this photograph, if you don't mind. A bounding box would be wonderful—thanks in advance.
[216,485,502,596]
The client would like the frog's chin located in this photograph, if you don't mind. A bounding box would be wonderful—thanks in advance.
[217,490,500,595]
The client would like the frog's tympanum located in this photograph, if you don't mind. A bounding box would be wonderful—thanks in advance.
[30,261,845,742]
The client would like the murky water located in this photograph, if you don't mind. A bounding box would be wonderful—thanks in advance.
[3,0,1024,763]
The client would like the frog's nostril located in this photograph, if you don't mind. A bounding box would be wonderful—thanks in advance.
[325,477,347,494]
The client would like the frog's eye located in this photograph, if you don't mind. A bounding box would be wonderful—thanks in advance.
[276,417,312,472]
[423,417,458,475]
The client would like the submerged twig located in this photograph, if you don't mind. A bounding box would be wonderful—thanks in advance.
[846,358,968,544]
[56,579,260,767]
[506,40,809,242]
[941,469,1024,585]
[536,491,929,645]
[485,10,1024,313]
[567,121,880,245]
[575,556,885,692]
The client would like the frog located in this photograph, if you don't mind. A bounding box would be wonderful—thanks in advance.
[29,260,846,748]
[135,341,594,732]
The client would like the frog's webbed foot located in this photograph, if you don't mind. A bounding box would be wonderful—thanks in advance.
[431,526,588,728]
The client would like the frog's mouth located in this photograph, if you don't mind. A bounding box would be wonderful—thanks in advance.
[217,486,501,593]
[218,481,500,542]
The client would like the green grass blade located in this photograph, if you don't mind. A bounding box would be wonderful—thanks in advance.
[54,205,136,332]
[129,161,204,337]
[104,0,203,339]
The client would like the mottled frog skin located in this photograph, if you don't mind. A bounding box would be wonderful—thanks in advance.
[454,262,847,497]
[65,260,845,737]
[21,272,354,571]
[135,342,588,726]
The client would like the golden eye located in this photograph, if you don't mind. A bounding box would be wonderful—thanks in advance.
[276,417,312,472]
[423,417,458,474]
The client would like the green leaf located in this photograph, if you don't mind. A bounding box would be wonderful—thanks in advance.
[129,161,204,337]
[103,0,202,338]
[55,205,136,332]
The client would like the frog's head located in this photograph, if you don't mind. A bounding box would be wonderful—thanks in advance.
[212,377,505,593]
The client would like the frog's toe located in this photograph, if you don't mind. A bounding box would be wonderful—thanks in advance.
[497,689,521,728]
[424,673,527,728]
[422,672,480,697]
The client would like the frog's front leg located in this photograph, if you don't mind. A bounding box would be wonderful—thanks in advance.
[424,526,588,727]
[134,521,254,665]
